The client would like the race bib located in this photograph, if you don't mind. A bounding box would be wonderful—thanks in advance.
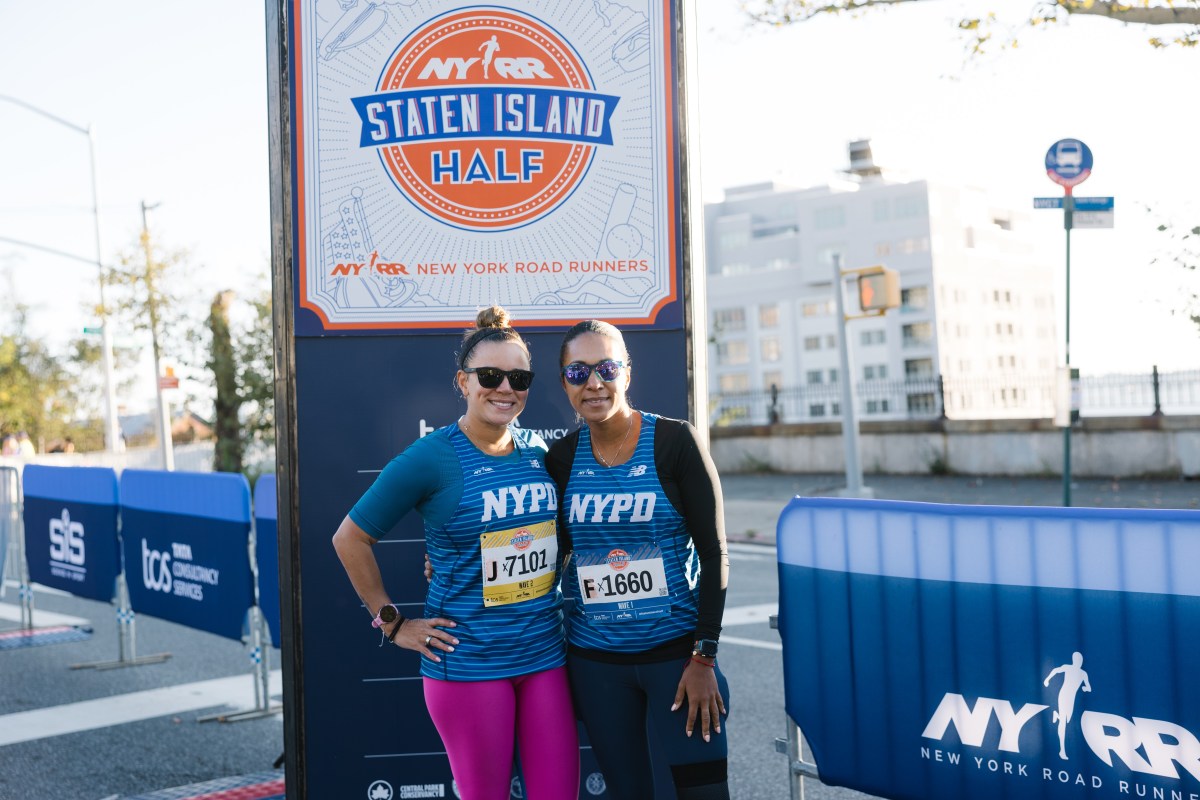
[575,544,671,622]
[480,520,558,607]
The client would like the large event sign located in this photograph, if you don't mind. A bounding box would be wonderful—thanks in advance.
[22,465,121,604]
[777,497,1200,800]
[293,0,682,334]
[120,470,255,642]
[271,1,699,798]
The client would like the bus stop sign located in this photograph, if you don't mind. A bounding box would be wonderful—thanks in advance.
[1045,138,1093,189]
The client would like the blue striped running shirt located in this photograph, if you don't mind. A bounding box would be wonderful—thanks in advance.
[562,413,700,653]
[423,424,565,681]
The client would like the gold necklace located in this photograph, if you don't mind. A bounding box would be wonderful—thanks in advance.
[459,416,511,456]
[595,413,634,467]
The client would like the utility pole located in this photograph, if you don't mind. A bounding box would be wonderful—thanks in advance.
[831,253,873,499]
[140,201,174,471]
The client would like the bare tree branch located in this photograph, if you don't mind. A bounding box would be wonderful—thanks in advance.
[1056,1,1200,26]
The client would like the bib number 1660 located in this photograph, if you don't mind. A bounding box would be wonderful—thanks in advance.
[583,570,659,600]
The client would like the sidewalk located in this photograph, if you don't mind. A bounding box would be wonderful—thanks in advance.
[722,472,1200,544]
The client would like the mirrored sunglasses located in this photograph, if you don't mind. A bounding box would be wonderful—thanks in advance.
[463,366,534,391]
[561,359,625,386]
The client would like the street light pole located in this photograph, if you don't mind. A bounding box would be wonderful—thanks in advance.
[0,95,121,453]
[140,201,174,471]
[832,253,872,499]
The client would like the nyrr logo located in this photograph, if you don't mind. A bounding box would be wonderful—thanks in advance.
[48,509,86,567]
[922,651,1200,789]
[351,8,620,231]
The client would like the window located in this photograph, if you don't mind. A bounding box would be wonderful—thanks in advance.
[718,231,749,251]
[809,404,827,418]
[759,304,780,328]
[896,237,930,254]
[720,263,751,276]
[872,198,890,222]
[763,370,783,390]
[712,308,746,332]
[804,336,821,351]
[765,258,791,272]
[814,206,846,230]
[760,337,782,363]
[905,358,934,378]
[828,369,839,383]
[863,364,888,380]
[825,334,837,349]
[875,242,892,257]
[902,322,932,347]
[866,399,890,413]
[907,393,936,413]
[802,300,833,317]
[901,286,929,312]
[716,340,749,365]
[806,370,824,385]
[861,330,886,346]
[894,194,926,219]
[718,373,749,393]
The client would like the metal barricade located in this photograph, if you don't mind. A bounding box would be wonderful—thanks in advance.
[0,466,33,629]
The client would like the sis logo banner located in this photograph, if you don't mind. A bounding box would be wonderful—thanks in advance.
[292,1,685,333]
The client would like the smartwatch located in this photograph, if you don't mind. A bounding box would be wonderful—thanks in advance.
[372,604,401,629]
[692,639,719,659]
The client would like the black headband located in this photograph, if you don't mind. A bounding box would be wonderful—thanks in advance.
[458,328,512,369]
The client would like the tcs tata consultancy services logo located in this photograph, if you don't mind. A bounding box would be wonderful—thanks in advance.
[352,7,619,231]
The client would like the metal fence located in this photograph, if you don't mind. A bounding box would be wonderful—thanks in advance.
[710,367,1200,427]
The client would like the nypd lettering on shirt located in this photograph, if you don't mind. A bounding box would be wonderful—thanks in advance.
[479,481,556,523]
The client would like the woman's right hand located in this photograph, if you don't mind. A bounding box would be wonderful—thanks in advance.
[390,617,459,662]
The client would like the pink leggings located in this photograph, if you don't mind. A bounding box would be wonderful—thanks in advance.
[424,666,579,800]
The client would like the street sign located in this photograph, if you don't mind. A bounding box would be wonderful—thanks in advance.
[1073,210,1115,229]
[1045,138,1093,188]
[1034,196,1114,212]
[83,326,102,335]
[158,376,179,390]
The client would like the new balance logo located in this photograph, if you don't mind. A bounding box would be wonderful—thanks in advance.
[627,464,647,477]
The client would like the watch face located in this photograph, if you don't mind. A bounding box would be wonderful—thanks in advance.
[378,605,398,623]
[695,639,718,658]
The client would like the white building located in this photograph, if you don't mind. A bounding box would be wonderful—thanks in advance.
[705,141,1058,423]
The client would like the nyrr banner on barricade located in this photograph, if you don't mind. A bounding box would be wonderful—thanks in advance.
[253,475,281,648]
[23,465,120,603]
[777,497,1200,800]
[120,470,255,641]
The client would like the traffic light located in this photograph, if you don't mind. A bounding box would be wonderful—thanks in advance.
[857,266,900,312]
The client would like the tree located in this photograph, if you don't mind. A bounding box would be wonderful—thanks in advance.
[209,291,242,473]
[742,1,1200,52]
[1152,218,1200,331]
[206,285,275,477]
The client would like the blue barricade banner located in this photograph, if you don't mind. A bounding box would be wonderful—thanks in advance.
[253,475,281,648]
[22,465,120,603]
[777,497,1200,800]
[120,470,254,641]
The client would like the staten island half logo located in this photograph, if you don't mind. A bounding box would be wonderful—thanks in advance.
[352,7,620,231]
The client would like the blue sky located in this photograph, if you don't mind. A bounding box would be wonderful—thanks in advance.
[1,0,1197,413]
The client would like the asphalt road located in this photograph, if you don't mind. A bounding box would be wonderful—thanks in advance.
[3,473,1197,799]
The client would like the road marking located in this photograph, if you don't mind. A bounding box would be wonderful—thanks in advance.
[723,603,777,626]
[721,634,782,652]
[0,601,90,628]
[0,670,282,747]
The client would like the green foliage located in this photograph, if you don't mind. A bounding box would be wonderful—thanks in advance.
[0,303,103,450]
[741,1,1200,54]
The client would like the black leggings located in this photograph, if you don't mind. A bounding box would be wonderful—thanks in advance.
[569,654,731,799]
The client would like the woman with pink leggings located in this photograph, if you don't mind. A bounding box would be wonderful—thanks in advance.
[334,307,579,798]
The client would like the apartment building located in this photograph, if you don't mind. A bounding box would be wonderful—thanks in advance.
[705,142,1058,422]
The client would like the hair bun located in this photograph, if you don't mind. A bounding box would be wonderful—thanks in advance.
[475,305,512,330]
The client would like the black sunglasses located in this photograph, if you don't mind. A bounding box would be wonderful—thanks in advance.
[463,366,534,391]
[561,359,625,386]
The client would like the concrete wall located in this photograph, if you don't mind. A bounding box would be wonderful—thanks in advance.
[710,415,1200,478]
